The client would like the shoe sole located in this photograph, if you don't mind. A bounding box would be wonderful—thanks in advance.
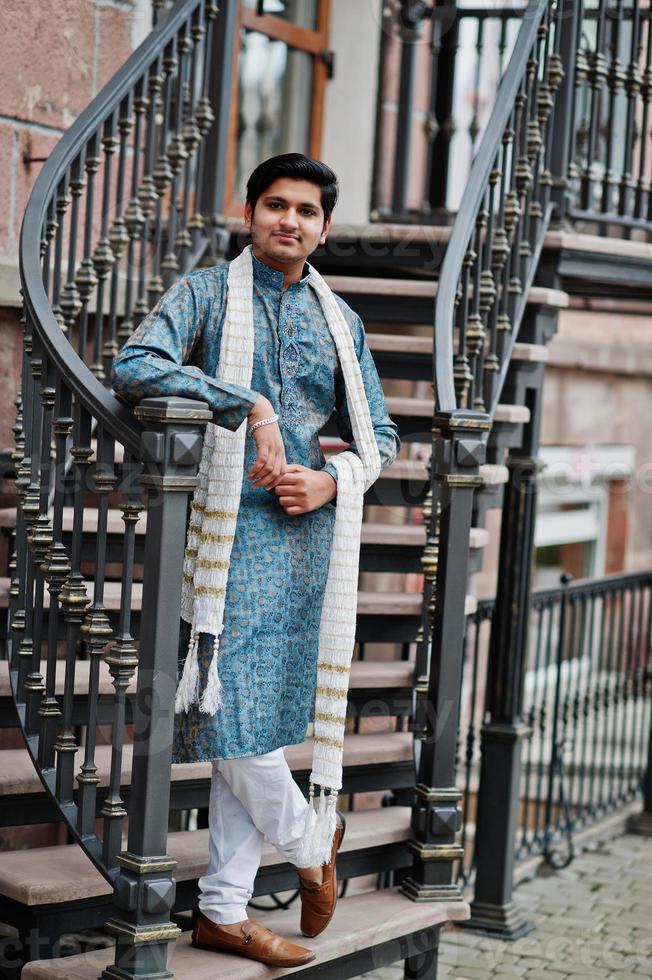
[191,937,316,967]
[300,812,347,939]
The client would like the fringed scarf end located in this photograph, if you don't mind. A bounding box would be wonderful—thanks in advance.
[294,783,338,868]
[175,626,200,714]
[199,634,223,714]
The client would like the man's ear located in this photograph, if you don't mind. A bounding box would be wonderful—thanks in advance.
[319,214,333,246]
[244,200,253,226]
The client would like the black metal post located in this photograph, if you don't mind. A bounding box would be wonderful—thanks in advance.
[392,3,429,217]
[549,0,581,224]
[426,2,458,214]
[102,397,211,980]
[464,307,555,938]
[198,0,238,232]
[401,409,489,909]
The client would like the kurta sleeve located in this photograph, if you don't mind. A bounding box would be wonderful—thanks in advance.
[111,271,260,432]
[322,306,400,484]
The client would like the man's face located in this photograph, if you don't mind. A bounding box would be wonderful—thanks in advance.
[244,177,332,266]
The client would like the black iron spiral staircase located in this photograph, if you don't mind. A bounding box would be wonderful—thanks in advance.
[3,0,652,976]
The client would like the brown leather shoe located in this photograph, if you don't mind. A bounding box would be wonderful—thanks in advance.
[299,811,346,938]
[191,911,316,967]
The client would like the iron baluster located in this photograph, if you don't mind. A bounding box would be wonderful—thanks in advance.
[55,400,93,808]
[90,113,119,381]
[601,0,626,218]
[177,5,203,271]
[619,0,641,219]
[120,78,146,343]
[581,0,609,211]
[37,382,73,771]
[576,589,597,825]
[77,426,117,841]
[106,95,133,364]
[60,153,85,340]
[533,599,554,850]
[133,72,157,330]
[76,137,101,362]
[101,450,142,871]
[635,13,652,222]
[24,350,56,735]
[149,40,176,305]
[162,24,189,287]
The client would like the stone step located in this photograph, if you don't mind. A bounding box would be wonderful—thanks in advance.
[0,657,419,729]
[366,332,549,364]
[0,806,412,908]
[21,886,470,979]
[0,507,488,551]
[0,658,416,702]
[385,395,531,426]
[325,274,567,309]
[0,732,415,805]
[0,578,474,619]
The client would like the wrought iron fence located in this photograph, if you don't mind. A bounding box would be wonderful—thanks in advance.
[565,1,652,239]
[458,570,652,885]
[378,1,652,241]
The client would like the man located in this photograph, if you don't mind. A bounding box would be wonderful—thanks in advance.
[112,153,399,967]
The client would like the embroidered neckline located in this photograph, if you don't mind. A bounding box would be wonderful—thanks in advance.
[251,250,311,291]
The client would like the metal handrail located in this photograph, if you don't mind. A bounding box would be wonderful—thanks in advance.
[19,0,205,456]
[433,0,549,414]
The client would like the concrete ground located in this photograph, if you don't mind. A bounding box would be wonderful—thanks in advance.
[362,826,652,979]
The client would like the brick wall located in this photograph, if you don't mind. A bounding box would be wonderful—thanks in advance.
[0,0,149,259]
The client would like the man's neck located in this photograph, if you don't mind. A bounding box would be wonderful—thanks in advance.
[251,245,307,289]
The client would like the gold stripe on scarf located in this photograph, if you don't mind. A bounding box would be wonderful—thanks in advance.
[314,710,347,725]
[194,585,227,598]
[195,558,231,570]
[317,662,349,674]
[201,532,235,544]
[192,502,238,520]
[316,684,348,700]
[314,734,344,749]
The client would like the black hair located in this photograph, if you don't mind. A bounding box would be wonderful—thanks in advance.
[246,153,339,221]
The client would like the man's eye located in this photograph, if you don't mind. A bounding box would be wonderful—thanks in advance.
[302,210,316,216]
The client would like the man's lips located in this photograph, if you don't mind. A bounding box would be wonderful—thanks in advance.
[273,233,300,242]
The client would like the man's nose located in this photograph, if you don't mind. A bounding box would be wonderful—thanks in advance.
[279,209,299,228]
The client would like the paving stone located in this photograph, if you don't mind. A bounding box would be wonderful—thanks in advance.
[523,972,569,980]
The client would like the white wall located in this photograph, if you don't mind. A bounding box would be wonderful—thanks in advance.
[320,0,383,226]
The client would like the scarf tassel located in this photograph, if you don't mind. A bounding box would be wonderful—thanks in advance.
[199,634,223,714]
[294,783,338,869]
[175,627,200,714]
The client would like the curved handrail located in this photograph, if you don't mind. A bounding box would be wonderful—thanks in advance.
[19,0,206,456]
[433,0,551,415]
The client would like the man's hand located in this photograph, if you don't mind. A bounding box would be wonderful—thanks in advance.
[247,395,286,490]
[275,464,337,515]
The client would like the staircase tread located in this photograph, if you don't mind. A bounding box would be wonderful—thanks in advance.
[0,806,412,906]
[21,886,470,978]
[0,577,473,615]
[0,732,414,798]
[0,658,415,700]
[365,333,549,363]
[324,275,568,309]
[361,521,488,549]
[0,457,506,535]
[385,395,530,424]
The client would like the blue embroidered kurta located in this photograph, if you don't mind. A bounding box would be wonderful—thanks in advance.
[112,252,400,762]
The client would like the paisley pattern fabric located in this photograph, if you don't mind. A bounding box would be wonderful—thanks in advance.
[112,252,400,762]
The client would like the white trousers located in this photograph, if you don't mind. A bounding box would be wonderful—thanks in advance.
[198,747,317,925]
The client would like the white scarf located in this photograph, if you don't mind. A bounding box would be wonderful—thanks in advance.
[175,245,381,865]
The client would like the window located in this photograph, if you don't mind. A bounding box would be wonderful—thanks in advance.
[225,0,331,215]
